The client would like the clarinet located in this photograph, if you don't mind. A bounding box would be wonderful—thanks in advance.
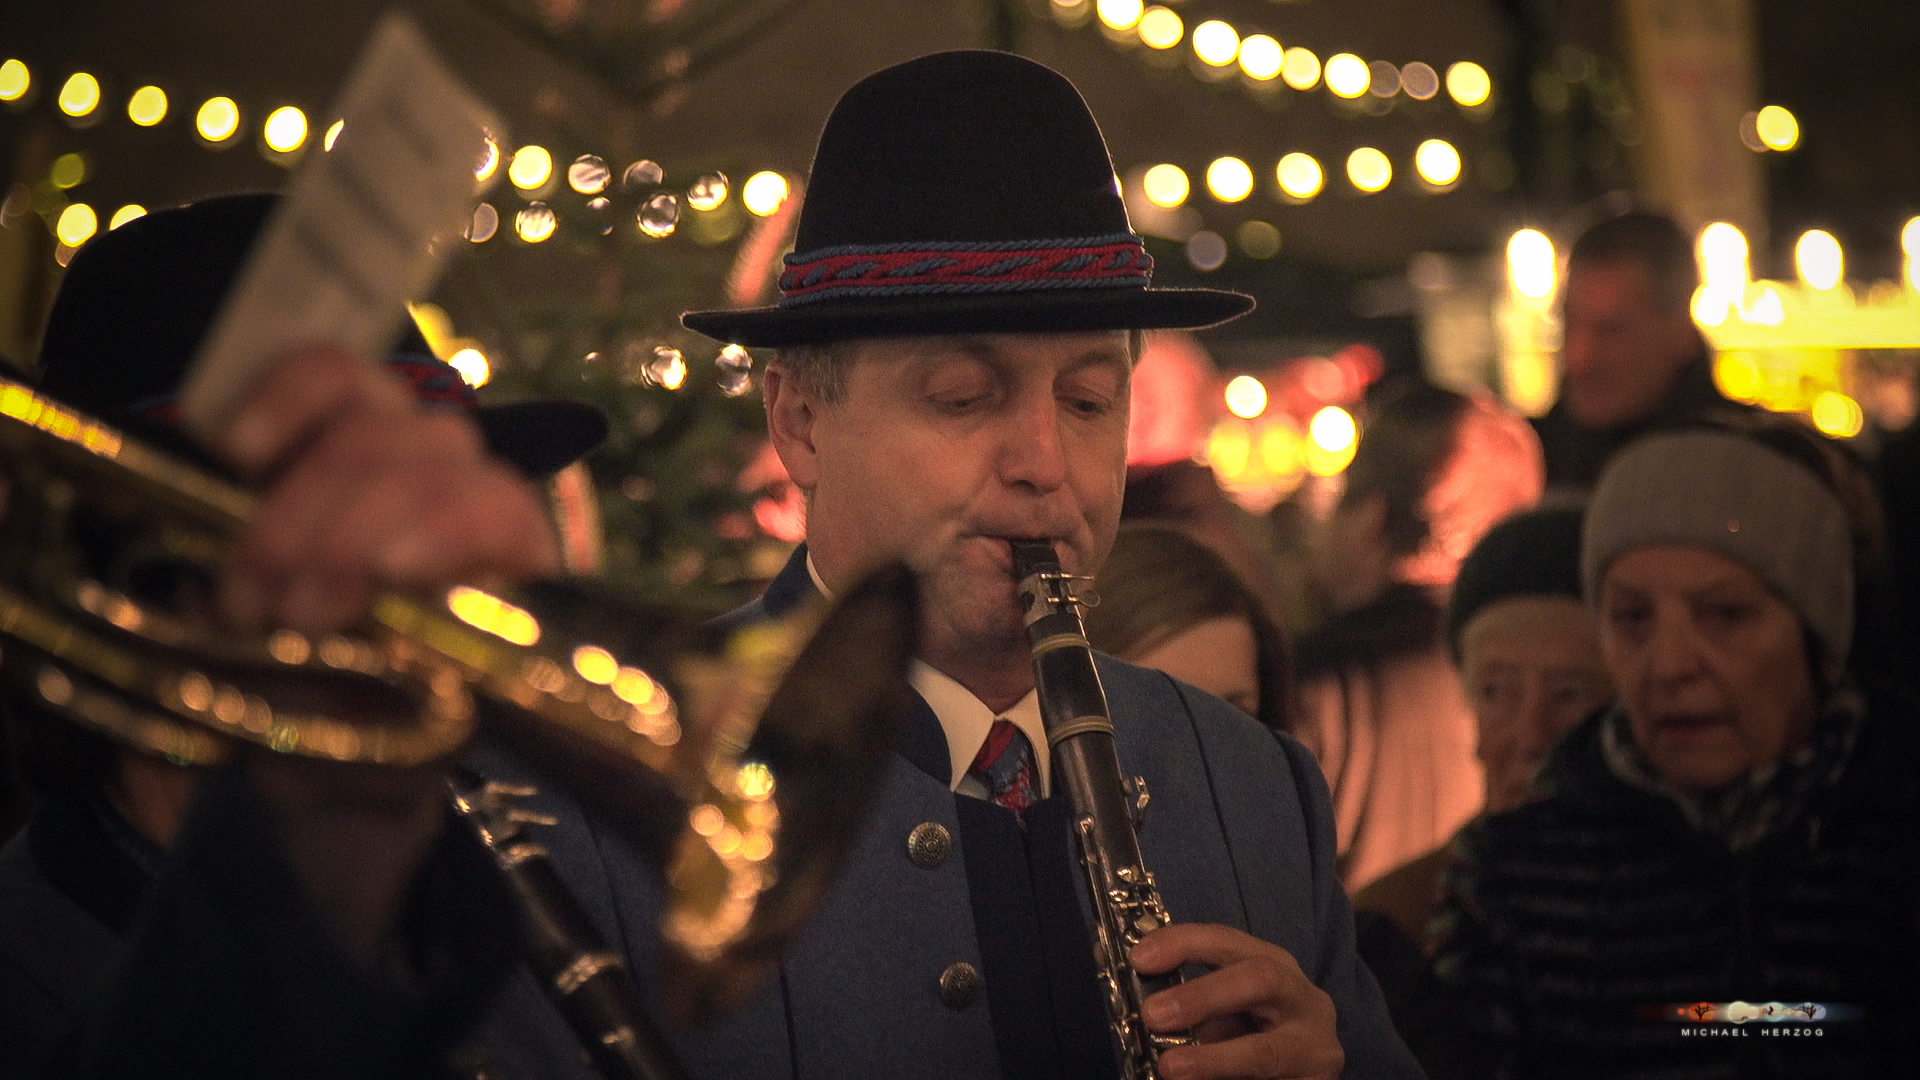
[1010,539,1196,1080]
[450,771,689,1080]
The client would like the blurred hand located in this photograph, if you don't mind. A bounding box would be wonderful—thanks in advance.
[215,343,558,635]
[1134,923,1344,1080]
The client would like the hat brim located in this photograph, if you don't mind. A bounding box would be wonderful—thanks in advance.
[682,285,1253,347]
[474,400,609,477]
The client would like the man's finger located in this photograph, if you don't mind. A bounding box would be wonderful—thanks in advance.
[218,343,411,476]
[1133,921,1299,975]
[1153,1025,1344,1080]
[1142,954,1308,1033]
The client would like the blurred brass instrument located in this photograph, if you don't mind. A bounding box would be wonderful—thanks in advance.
[0,377,918,1028]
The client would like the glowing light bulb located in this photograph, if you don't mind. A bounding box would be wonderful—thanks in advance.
[1507,228,1557,299]
[1447,61,1491,107]
[1281,47,1320,91]
[1346,147,1392,193]
[55,203,97,247]
[1755,105,1799,151]
[1324,54,1370,98]
[1206,156,1254,202]
[1238,35,1283,80]
[1142,163,1190,208]
[1309,405,1357,453]
[1138,6,1183,49]
[1794,229,1843,291]
[324,119,344,151]
[1276,153,1324,200]
[58,73,100,117]
[509,145,553,190]
[127,86,168,126]
[1696,222,1750,295]
[108,204,146,230]
[1097,0,1144,30]
[1224,375,1267,419]
[262,105,307,153]
[1191,20,1240,67]
[1414,139,1462,187]
[0,60,28,102]
[196,96,239,142]
[741,171,790,216]
[1810,391,1863,438]
[448,347,491,388]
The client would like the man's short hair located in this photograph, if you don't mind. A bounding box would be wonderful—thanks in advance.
[773,330,1146,403]
[1566,212,1699,314]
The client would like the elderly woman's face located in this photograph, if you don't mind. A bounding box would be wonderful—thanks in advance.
[1598,545,1818,791]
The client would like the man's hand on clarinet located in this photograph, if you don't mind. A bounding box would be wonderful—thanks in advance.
[1134,923,1345,1080]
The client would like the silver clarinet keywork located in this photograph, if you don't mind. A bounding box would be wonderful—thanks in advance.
[1010,539,1196,1080]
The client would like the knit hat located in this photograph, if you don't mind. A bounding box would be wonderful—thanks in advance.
[1446,504,1586,660]
[1582,430,1854,664]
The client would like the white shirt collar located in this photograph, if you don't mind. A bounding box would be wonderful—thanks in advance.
[804,550,832,600]
[909,660,1049,795]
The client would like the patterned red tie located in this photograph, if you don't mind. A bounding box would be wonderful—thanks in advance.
[968,719,1040,814]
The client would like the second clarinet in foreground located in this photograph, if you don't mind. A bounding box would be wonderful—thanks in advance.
[1011,539,1196,1080]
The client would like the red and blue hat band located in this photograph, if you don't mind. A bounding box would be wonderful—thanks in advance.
[776,233,1153,308]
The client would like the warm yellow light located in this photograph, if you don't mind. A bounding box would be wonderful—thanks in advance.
[1138,6,1183,49]
[1206,420,1252,477]
[195,96,239,142]
[49,153,86,189]
[1276,153,1324,200]
[1281,47,1321,91]
[447,586,540,646]
[1755,105,1799,151]
[1794,229,1843,291]
[1696,222,1750,294]
[1238,35,1283,80]
[127,85,167,125]
[1097,0,1144,30]
[1206,156,1254,203]
[1324,54,1370,98]
[1810,391,1864,438]
[573,645,620,685]
[1691,286,1730,328]
[1905,217,1920,291]
[1712,353,1760,401]
[474,138,499,181]
[1746,285,1785,326]
[1447,62,1491,107]
[324,119,344,152]
[1346,147,1392,193]
[448,347,491,388]
[58,73,101,117]
[1191,20,1240,67]
[55,203,97,247]
[1224,375,1267,419]
[1414,139,1462,186]
[509,145,553,190]
[0,60,28,102]
[1507,228,1557,299]
[263,105,307,153]
[108,204,146,230]
[741,171,790,216]
[515,203,557,243]
[1309,405,1357,453]
[1142,163,1190,208]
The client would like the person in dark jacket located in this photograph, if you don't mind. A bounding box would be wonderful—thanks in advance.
[1431,418,1920,1079]
[1532,212,1747,491]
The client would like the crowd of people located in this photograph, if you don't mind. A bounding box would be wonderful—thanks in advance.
[2,44,1917,1080]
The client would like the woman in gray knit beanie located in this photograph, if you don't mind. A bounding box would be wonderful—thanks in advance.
[1432,418,1920,1079]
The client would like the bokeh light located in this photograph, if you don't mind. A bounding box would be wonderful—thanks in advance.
[1142,163,1190,208]
[1238,35,1283,80]
[1097,0,1144,30]
[449,347,491,388]
[1237,220,1282,259]
[55,203,97,247]
[1414,139,1462,186]
[1191,20,1240,66]
[108,204,146,230]
[509,145,553,190]
[515,202,556,242]
[1324,54,1370,98]
[127,85,167,126]
[1400,62,1440,100]
[1367,60,1401,97]
[49,152,86,189]
[1205,156,1254,202]
[58,73,100,117]
[1696,222,1750,295]
[324,119,344,151]
[1346,147,1392,192]
[1225,375,1267,419]
[263,106,307,153]
[1755,105,1799,151]
[0,60,28,102]
[1904,217,1920,290]
[741,171,790,216]
[1794,229,1843,291]
[1276,152,1324,200]
[1810,391,1864,438]
[1281,47,1321,90]
[1507,228,1557,299]
[195,96,239,142]
[1306,406,1359,474]
[1138,6,1183,49]
[1446,61,1492,107]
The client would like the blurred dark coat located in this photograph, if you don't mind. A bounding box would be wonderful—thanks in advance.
[1530,354,1742,492]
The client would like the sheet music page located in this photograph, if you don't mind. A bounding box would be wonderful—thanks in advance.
[181,12,505,440]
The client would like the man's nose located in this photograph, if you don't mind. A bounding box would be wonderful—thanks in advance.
[997,395,1068,493]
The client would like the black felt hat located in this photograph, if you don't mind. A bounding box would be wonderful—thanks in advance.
[681,51,1253,347]
[36,193,607,477]
[1446,504,1587,661]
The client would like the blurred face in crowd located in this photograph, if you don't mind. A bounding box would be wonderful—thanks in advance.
[1129,616,1261,717]
[1598,545,1819,791]
[772,331,1131,673]
[1314,492,1392,614]
[1459,595,1613,813]
[1559,259,1702,429]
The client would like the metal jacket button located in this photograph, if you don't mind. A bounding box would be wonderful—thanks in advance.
[907,822,952,868]
[939,961,982,1009]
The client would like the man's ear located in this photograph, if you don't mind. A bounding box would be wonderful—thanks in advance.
[763,365,821,492]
